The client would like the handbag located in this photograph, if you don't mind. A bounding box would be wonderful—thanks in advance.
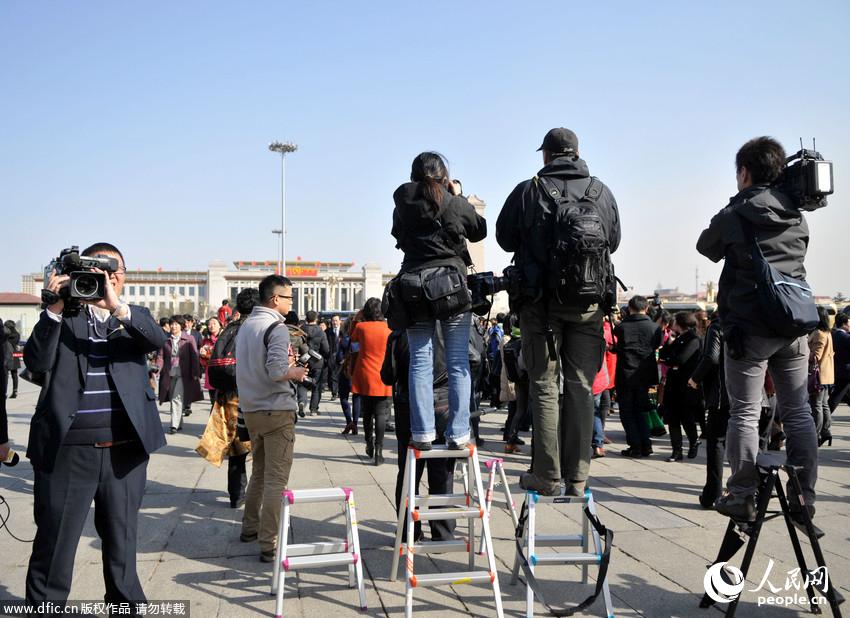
[807,361,822,396]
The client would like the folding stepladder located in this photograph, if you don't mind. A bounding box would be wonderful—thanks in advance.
[700,452,842,617]
[271,487,367,618]
[511,488,614,618]
[389,444,504,617]
[475,457,519,555]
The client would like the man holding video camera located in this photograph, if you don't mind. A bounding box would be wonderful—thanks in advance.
[497,128,620,496]
[23,242,167,604]
[697,137,819,523]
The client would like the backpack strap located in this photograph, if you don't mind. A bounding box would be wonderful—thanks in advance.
[514,498,614,616]
[263,321,286,349]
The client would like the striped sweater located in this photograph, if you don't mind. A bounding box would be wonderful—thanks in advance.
[64,310,135,444]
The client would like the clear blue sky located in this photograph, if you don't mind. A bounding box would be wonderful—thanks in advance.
[2,1,848,298]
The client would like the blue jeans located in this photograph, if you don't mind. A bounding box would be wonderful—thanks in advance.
[591,390,610,448]
[407,313,472,443]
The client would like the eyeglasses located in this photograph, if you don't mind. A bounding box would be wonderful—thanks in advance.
[274,294,293,301]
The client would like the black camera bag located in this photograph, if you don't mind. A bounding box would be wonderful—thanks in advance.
[421,266,471,320]
[739,216,819,338]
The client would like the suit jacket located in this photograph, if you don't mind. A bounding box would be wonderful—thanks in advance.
[23,305,168,472]
[158,332,203,405]
[326,327,341,364]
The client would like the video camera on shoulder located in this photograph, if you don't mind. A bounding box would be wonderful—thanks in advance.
[776,141,833,211]
[42,246,119,307]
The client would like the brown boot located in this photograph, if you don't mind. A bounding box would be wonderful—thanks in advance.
[341,422,352,435]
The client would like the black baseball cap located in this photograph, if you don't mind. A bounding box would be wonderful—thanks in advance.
[537,128,578,154]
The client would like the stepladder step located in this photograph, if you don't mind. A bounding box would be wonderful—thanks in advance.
[400,539,470,554]
[282,552,359,571]
[410,570,495,587]
[530,551,602,566]
[412,507,483,522]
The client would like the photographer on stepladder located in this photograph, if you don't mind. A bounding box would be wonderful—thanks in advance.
[496,128,621,497]
[697,136,832,527]
[383,151,486,451]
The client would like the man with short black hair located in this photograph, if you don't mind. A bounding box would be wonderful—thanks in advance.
[613,296,662,457]
[24,242,166,603]
[300,310,329,416]
[829,312,850,414]
[326,314,342,400]
[236,274,308,562]
[497,128,620,496]
[218,299,233,325]
[698,136,817,524]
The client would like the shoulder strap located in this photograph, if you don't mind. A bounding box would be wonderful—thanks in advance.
[263,321,286,349]
[514,498,614,616]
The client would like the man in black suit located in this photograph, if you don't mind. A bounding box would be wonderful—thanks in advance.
[24,242,167,604]
[326,314,341,399]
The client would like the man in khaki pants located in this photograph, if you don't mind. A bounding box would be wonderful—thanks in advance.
[235,274,308,561]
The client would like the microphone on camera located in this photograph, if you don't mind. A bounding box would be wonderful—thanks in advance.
[2,450,20,467]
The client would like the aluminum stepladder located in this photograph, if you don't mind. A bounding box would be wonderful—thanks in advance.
[511,488,614,618]
[476,457,519,555]
[389,444,504,618]
[271,487,367,618]
[700,452,842,617]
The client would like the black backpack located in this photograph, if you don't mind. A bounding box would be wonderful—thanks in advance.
[503,337,527,384]
[538,175,612,305]
[208,321,242,392]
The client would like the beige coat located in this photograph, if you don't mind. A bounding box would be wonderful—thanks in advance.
[500,334,516,402]
[809,329,835,385]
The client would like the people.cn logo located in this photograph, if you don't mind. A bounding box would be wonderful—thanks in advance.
[704,562,746,603]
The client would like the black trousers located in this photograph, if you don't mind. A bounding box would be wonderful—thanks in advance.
[327,360,339,397]
[361,395,390,449]
[394,401,455,541]
[27,442,148,604]
[8,368,18,393]
[228,452,248,506]
[701,406,729,504]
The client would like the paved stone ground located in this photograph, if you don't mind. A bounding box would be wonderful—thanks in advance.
[1,383,848,617]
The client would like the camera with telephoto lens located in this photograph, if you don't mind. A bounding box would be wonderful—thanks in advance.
[295,346,323,387]
[42,246,120,308]
[468,268,518,316]
[775,142,833,212]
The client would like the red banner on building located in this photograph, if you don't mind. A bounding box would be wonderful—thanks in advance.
[286,267,318,277]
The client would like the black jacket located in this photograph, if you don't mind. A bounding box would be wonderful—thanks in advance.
[613,313,661,388]
[833,328,850,381]
[659,329,703,409]
[392,182,486,274]
[697,184,808,337]
[303,323,330,362]
[496,156,620,297]
[23,306,167,471]
[690,318,727,411]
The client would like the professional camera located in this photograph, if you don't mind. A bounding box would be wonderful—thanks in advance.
[42,246,119,307]
[295,346,323,387]
[775,142,833,212]
[468,269,514,316]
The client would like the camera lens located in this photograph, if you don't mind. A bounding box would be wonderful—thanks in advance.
[73,274,100,298]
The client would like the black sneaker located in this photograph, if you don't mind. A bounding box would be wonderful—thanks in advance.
[298,403,306,418]
[240,531,258,543]
[448,439,470,450]
[620,447,644,458]
[409,440,432,451]
[714,493,756,522]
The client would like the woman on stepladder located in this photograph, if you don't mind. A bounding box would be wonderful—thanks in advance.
[389,152,486,451]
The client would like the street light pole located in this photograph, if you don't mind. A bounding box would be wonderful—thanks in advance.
[268,141,298,276]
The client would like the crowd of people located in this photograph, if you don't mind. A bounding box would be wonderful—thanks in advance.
[1,130,844,610]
